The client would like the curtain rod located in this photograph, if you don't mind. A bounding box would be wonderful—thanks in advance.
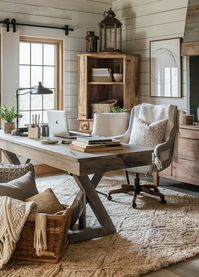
[0,18,73,35]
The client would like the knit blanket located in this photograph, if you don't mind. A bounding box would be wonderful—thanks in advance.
[0,196,36,269]
[139,103,169,124]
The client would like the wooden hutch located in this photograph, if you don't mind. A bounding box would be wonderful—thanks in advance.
[77,53,140,133]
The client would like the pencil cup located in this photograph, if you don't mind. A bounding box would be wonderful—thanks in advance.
[28,126,40,139]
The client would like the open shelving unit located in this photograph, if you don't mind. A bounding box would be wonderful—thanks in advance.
[77,53,140,133]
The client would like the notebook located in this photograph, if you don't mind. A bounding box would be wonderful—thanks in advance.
[47,110,77,139]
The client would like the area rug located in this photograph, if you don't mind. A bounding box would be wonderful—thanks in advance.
[0,175,199,277]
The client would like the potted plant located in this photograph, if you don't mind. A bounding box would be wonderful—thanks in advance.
[110,106,128,113]
[113,63,123,82]
[0,105,21,133]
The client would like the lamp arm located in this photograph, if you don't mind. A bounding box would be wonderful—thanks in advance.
[16,86,37,96]
[16,87,36,132]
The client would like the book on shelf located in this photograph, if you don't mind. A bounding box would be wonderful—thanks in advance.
[91,68,111,74]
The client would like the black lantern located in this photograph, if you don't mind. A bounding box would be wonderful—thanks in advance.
[99,9,122,52]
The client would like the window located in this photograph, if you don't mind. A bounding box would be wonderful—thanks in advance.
[19,37,63,127]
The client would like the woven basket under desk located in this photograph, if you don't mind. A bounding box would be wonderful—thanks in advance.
[12,206,72,263]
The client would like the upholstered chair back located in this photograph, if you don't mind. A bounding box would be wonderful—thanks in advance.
[92,112,129,137]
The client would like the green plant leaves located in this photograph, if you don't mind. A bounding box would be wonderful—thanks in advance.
[0,105,22,122]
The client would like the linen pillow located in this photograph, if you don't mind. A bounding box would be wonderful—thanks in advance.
[26,188,65,214]
[129,116,168,147]
[0,171,38,200]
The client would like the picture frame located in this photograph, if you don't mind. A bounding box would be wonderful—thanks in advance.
[150,38,182,97]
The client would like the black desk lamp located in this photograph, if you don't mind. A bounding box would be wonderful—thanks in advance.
[16,82,53,134]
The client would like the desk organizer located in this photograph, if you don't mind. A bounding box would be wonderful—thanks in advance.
[28,126,40,139]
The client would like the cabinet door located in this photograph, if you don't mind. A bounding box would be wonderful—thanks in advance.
[78,55,88,119]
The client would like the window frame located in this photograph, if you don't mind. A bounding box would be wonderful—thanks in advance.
[19,36,64,116]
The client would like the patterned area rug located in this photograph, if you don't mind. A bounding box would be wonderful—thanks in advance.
[1,175,199,277]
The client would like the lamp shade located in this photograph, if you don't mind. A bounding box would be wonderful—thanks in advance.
[31,82,53,95]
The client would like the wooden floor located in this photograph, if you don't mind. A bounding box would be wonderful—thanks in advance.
[37,171,199,277]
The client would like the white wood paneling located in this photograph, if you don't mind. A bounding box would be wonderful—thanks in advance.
[113,0,189,109]
[1,28,19,107]
[0,0,111,129]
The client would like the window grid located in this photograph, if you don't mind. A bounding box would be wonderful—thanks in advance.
[19,41,56,127]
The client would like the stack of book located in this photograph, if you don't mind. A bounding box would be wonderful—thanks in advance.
[70,136,123,152]
[91,68,112,82]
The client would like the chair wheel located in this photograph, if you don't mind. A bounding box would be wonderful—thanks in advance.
[107,195,112,201]
[132,202,137,208]
[160,198,166,205]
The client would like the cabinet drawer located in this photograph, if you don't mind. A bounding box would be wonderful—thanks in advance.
[178,138,199,161]
[179,128,199,140]
[173,159,199,185]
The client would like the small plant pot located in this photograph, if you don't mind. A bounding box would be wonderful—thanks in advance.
[4,122,15,134]
[113,73,123,82]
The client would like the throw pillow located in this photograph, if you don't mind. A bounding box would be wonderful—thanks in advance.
[26,188,65,214]
[129,117,168,147]
[0,171,38,200]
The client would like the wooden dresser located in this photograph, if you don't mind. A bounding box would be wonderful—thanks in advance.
[161,125,199,186]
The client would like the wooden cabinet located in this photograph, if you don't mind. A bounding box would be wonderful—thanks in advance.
[77,53,139,132]
[161,125,199,186]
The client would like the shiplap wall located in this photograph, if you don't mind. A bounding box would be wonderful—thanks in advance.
[0,0,111,129]
[112,0,189,110]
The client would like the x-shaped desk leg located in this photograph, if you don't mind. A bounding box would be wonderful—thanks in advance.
[69,173,116,243]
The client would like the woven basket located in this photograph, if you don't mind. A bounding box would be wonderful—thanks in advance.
[12,206,72,263]
[92,99,118,113]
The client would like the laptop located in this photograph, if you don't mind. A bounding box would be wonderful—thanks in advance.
[47,110,78,140]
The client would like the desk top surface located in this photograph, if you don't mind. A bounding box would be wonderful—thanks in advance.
[0,131,153,175]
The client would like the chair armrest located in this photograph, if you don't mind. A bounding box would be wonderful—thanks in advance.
[154,123,177,171]
[154,140,170,158]
[0,163,35,183]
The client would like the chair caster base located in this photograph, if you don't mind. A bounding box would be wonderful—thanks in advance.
[107,195,112,201]
[132,202,137,209]
[160,198,167,205]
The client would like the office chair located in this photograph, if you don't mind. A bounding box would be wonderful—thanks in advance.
[107,103,178,208]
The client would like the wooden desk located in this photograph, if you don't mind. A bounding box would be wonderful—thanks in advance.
[0,131,153,243]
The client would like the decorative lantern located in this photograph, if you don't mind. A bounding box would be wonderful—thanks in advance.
[85,31,99,52]
[99,8,122,52]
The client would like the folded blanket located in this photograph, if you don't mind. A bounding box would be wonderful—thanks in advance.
[0,196,36,268]
[139,103,170,124]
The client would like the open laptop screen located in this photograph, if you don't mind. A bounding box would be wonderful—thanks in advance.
[47,110,70,138]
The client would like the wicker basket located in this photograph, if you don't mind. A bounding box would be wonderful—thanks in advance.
[92,99,118,113]
[12,206,72,263]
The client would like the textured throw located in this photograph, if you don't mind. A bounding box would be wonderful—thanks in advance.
[0,196,35,269]
[34,213,47,256]
[0,176,199,277]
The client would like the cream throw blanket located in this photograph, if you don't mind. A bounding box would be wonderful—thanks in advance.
[0,196,36,269]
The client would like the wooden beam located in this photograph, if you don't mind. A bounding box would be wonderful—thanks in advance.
[187,5,199,17]
[181,42,199,56]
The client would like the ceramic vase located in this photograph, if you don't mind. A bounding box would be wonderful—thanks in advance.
[113,73,123,82]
